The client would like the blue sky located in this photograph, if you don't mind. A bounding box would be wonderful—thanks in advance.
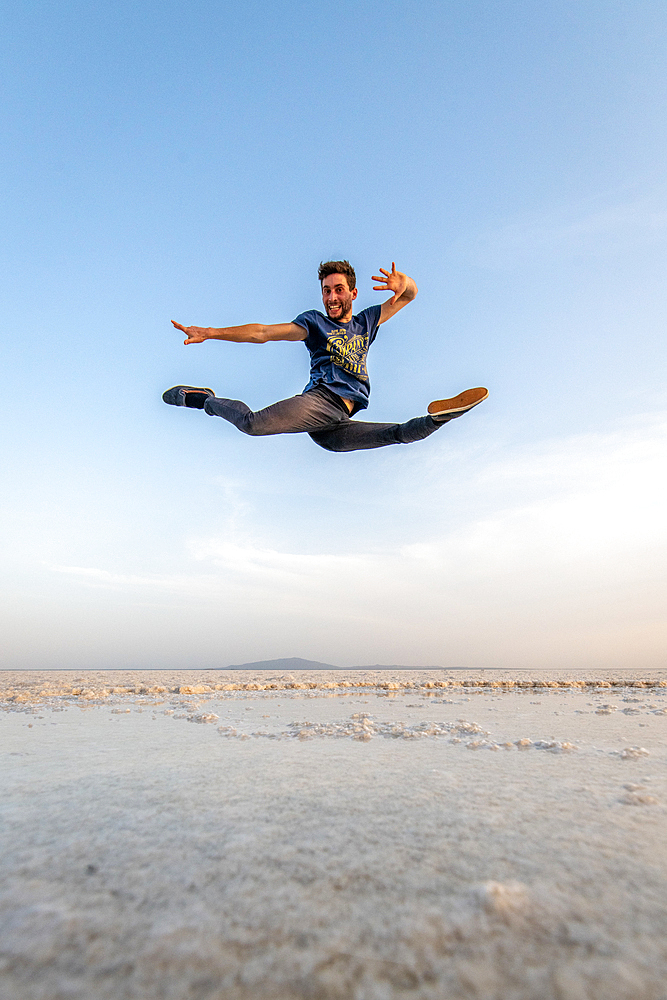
[2,0,666,669]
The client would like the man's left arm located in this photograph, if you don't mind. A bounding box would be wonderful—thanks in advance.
[373,263,418,324]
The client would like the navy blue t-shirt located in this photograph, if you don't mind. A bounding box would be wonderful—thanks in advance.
[292,305,382,411]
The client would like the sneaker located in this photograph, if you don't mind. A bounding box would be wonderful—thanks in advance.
[162,385,214,409]
[428,387,488,421]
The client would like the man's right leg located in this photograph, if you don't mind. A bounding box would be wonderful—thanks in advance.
[203,390,347,437]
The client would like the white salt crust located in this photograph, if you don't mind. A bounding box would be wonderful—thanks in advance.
[1,669,667,1000]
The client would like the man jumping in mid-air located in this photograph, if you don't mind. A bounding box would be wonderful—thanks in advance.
[163,260,487,453]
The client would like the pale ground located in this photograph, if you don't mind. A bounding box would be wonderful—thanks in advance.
[2,669,667,1000]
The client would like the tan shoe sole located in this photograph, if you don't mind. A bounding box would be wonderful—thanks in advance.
[428,386,489,417]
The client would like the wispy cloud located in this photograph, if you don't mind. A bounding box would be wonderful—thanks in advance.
[45,564,207,593]
[187,539,367,581]
[457,188,667,269]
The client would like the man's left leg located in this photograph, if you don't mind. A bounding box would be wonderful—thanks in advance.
[309,387,489,452]
[309,414,442,453]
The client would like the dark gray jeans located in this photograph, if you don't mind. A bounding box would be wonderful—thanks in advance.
[203,386,442,453]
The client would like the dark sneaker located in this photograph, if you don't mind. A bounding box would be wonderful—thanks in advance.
[162,385,214,409]
[428,387,488,421]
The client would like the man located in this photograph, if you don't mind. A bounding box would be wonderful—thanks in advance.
[163,261,487,453]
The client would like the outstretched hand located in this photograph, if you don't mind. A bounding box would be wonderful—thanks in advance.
[171,320,209,345]
[372,262,408,305]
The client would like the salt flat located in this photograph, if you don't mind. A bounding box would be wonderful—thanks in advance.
[2,669,667,999]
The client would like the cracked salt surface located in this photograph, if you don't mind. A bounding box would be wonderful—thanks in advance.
[1,668,667,999]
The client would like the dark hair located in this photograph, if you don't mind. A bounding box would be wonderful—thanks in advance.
[318,260,356,291]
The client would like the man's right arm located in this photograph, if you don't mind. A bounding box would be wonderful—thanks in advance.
[171,320,306,345]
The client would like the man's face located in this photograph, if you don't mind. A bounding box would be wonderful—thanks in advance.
[321,273,358,322]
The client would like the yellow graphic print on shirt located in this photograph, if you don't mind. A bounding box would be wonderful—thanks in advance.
[326,332,369,379]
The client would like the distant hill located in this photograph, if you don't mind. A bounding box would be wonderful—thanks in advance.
[210,657,450,671]
[211,657,341,671]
